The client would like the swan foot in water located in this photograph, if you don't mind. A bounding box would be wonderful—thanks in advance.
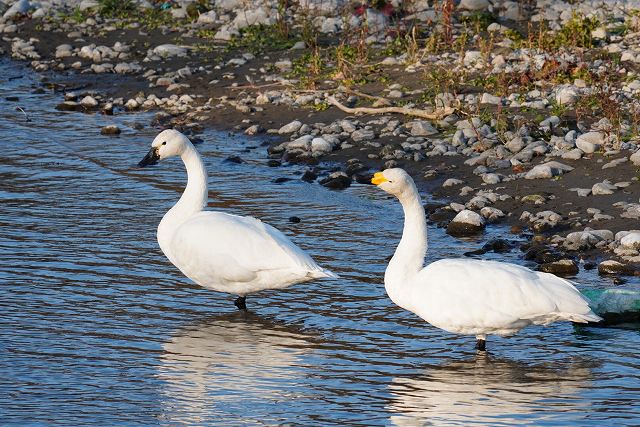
[234,296,247,311]
[475,338,486,351]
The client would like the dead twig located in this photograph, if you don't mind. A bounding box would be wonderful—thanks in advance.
[15,107,31,122]
[343,88,387,102]
[327,96,454,120]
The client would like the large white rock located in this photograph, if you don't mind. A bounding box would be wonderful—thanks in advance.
[480,206,505,221]
[197,10,217,25]
[278,120,302,134]
[79,0,99,11]
[576,131,604,154]
[55,44,73,58]
[443,178,464,187]
[299,0,344,15]
[319,17,340,33]
[311,137,332,154]
[447,209,486,235]
[525,161,574,179]
[501,1,524,20]
[409,120,438,136]
[555,85,579,105]
[630,150,640,166]
[463,50,483,66]
[591,180,618,195]
[480,93,502,105]
[286,135,313,150]
[152,44,187,58]
[451,209,485,226]
[217,0,242,11]
[232,8,274,30]
[3,0,30,19]
[620,232,640,249]
[214,25,239,41]
[80,96,98,107]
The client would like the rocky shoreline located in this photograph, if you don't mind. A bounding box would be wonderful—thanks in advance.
[2,0,640,278]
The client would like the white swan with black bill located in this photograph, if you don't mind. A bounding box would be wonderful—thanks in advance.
[138,129,336,310]
[371,168,601,350]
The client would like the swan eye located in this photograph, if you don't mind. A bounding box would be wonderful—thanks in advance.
[162,141,167,146]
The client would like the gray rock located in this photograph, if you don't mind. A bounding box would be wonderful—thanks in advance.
[480,206,505,221]
[244,124,263,135]
[311,137,332,154]
[592,181,618,195]
[598,260,635,276]
[539,259,578,276]
[100,125,120,135]
[459,0,490,11]
[152,44,188,58]
[351,128,375,142]
[197,10,218,25]
[482,173,501,184]
[447,210,485,236]
[443,178,464,187]
[278,120,303,134]
[521,194,546,205]
[410,120,438,136]
[505,136,525,153]
[320,172,351,190]
[480,93,502,105]
[3,0,31,19]
[555,85,579,105]
[525,161,574,180]
[576,131,604,153]
[80,96,99,108]
[562,148,583,160]
[569,187,591,197]
[56,101,81,111]
[602,157,627,169]
[620,232,640,249]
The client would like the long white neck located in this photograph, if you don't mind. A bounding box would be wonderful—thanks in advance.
[173,144,208,215]
[384,183,428,311]
[157,143,208,262]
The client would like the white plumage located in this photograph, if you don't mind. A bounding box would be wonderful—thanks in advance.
[139,129,336,309]
[371,168,600,350]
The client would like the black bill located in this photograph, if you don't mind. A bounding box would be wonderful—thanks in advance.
[138,147,160,167]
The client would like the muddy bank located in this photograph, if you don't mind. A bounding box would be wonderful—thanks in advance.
[1,0,640,276]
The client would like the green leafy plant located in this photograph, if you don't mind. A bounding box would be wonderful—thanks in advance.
[98,0,135,18]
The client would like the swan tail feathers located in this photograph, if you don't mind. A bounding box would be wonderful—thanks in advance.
[307,269,339,279]
[561,311,602,324]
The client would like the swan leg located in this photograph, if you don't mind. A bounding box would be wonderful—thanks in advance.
[475,334,487,351]
[234,296,247,310]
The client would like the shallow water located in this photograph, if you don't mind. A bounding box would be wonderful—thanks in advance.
[1,58,639,426]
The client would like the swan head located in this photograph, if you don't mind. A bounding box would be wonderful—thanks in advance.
[371,168,416,197]
[138,129,191,167]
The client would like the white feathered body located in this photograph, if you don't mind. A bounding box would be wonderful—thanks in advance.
[146,132,335,297]
[374,167,601,342]
[387,258,600,337]
[159,211,334,296]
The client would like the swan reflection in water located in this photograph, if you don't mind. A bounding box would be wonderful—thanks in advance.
[388,354,596,426]
[157,312,316,424]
